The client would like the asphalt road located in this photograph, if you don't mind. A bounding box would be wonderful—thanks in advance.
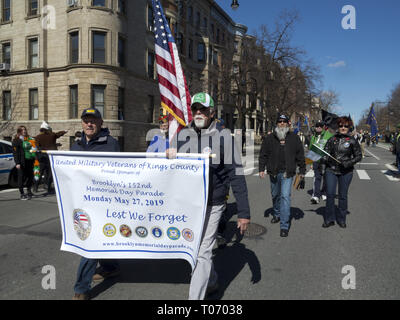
[1,144,399,300]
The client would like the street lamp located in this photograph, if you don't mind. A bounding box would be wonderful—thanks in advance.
[231,0,239,10]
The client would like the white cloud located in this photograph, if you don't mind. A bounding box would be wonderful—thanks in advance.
[327,60,346,68]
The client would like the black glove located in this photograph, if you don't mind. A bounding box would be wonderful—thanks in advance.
[341,160,353,169]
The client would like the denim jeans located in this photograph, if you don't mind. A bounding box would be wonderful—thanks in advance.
[74,258,119,294]
[324,170,353,224]
[270,173,293,230]
[397,152,400,173]
[312,162,326,198]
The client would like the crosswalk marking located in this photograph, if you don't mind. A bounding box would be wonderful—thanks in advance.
[385,163,398,171]
[356,169,371,180]
[305,170,314,178]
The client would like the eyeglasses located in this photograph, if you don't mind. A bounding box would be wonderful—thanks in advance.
[339,124,349,128]
[277,120,288,124]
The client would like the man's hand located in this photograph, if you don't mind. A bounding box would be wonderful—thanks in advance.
[237,218,250,235]
[166,148,177,159]
[259,171,265,179]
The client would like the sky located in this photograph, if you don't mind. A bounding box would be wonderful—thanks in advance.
[216,0,400,124]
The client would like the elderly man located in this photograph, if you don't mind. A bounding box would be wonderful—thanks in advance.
[169,92,251,300]
[259,114,306,237]
[71,107,120,300]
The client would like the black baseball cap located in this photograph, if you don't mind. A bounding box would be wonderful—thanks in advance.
[81,108,102,119]
[277,114,289,123]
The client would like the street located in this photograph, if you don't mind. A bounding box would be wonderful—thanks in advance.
[0,144,400,300]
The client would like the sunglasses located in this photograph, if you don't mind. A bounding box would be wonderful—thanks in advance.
[277,120,288,124]
[339,124,349,128]
[315,125,323,128]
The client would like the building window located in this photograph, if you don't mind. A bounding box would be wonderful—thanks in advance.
[118,87,124,120]
[177,33,184,55]
[27,0,38,16]
[69,85,78,119]
[118,0,126,14]
[216,29,220,44]
[188,39,193,59]
[2,42,11,65]
[2,0,10,22]
[195,11,200,28]
[147,4,153,31]
[202,17,208,33]
[147,51,155,79]
[29,88,38,120]
[213,50,218,66]
[118,36,125,67]
[197,42,205,63]
[28,38,38,69]
[92,0,106,7]
[147,95,154,123]
[2,91,11,120]
[91,85,105,118]
[234,41,239,53]
[69,31,79,64]
[187,6,193,25]
[92,31,106,63]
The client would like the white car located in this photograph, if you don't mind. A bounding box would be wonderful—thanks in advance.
[0,139,18,187]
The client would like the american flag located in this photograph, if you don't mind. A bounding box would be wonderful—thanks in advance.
[74,212,89,229]
[151,0,192,143]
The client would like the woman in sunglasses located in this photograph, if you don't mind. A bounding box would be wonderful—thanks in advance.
[322,116,362,228]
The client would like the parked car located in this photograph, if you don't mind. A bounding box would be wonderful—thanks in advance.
[0,139,18,187]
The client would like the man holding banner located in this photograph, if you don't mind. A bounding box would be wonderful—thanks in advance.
[171,92,251,300]
[71,107,120,300]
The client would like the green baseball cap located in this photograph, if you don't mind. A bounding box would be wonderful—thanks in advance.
[191,92,214,108]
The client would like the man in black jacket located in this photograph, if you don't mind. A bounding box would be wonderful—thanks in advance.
[72,108,120,300]
[171,92,251,299]
[258,114,306,237]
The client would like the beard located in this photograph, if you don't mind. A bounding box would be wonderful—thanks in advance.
[194,116,207,129]
[275,126,289,140]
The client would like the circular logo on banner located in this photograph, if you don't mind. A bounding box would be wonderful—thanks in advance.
[202,146,212,154]
[73,209,91,241]
[182,228,194,242]
[120,224,132,238]
[103,223,116,237]
[167,227,180,240]
[151,227,163,239]
[135,226,148,238]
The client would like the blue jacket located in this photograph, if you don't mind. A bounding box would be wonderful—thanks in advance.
[71,128,120,152]
[177,121,250,219]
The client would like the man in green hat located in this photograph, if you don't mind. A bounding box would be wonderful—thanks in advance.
[170,92,251,300]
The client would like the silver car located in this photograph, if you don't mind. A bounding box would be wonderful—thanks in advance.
[0,139,18,187]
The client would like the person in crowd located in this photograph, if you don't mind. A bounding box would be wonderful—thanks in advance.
[309,121,328,204]
[365,132,371,147]
[12,126,37,200]
[258,114,306,237]
[358,129,366,158]
[394,124,400,177]
[35,121,68,194]
[71,108,120,300]
[322,116,362,229]
[147,115,169,152]
[168,92,251,300]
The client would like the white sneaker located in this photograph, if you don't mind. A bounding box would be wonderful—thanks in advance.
[310,196,319,204]
[321,195,327,201]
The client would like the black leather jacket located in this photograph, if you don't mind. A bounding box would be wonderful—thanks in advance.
[323,133,362,175]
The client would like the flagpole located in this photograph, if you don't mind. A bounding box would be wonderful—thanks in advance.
[312,144,341,163]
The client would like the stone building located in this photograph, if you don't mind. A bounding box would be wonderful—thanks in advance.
[0,0,163,151]
[0,0,246,150]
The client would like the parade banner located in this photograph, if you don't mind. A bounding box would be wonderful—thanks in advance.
[48,151,209,270]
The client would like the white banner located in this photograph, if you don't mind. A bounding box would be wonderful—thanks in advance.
[48,151,209,270]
